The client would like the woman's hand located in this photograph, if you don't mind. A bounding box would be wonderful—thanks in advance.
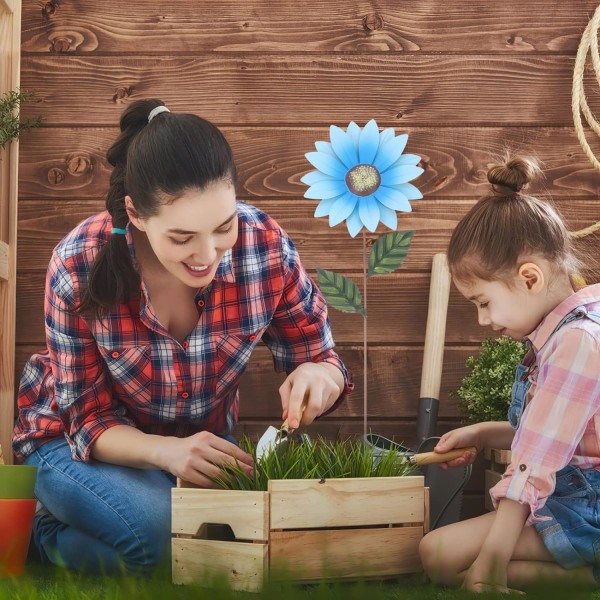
[434,423,484,470]
[280,362,342,429]
[156,431,254,488]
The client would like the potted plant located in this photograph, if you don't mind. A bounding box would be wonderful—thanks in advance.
[452,336,526,510]
[171,437,427,590]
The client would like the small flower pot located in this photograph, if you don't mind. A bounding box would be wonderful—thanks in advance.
[0,465,37,499]
[0,499,37,578]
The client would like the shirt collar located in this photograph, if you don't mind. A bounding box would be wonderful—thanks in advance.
[527,283,600,351]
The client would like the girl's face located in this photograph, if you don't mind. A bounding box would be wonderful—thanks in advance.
[128,181,238,289]
[453,274,548,340]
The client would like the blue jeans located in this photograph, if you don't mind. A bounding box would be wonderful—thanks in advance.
[24,438,175,576]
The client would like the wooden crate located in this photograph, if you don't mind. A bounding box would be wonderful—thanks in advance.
[172,475,427,591]
[483,448,511,512]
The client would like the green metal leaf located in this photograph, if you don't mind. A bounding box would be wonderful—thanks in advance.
[368,230,415,277]
[316,268,366,317]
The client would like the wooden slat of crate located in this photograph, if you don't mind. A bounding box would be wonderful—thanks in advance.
[484,469,504,512]
[172,538,267,592]
[269,526,422,581]
[171,489,269,541]
[268,476,425,530]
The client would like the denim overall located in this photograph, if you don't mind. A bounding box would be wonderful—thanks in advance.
[507,305,600,576]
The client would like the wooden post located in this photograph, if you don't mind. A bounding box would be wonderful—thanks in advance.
[0,0,22,465]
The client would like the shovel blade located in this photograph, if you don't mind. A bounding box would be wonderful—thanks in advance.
[256,426,280,461]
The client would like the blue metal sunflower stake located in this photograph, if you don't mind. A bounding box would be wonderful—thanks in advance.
[301,120,424,435]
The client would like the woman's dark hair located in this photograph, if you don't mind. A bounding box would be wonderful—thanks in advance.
[77,99,237,320]
[447,155,582,286]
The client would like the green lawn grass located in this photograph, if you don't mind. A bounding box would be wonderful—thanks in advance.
[1,565,600,600]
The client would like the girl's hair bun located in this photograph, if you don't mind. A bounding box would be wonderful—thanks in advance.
[487,155,541,195]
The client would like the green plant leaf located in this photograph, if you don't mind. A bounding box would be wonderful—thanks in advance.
[316,268,366,317]
[368,230,414,277]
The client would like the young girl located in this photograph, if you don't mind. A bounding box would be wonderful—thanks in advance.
[12,99,352,575]
[419,156,600,592]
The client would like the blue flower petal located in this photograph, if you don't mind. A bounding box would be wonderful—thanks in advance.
[390,154,421,167]
[314,197,338,218]
[358,195,381,232]
[330,125,359,169]
[329,192,359,227]
[379,128,395,145]
[378,205,398,230]
[346,207,364,237]
[374,185,412,212]
[306,152,348,178]
[304,179,347,200]
[390,182,424,200]
[346,121,361,146]
[380,165,424,186]
[315,141,336,156]
[374,134,409,173]
[300,170,337,186]
[358,119,380,165]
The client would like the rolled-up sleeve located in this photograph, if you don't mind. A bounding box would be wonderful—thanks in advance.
[45,253,136,462]
[490,327,600,523]
[261,232,353,413]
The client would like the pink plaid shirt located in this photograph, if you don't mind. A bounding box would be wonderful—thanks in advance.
[490,284,600,523]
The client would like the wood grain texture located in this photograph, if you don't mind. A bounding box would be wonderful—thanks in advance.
[17,126,600,200]
[20,0,597,54]
[15,270,495,344]
[19,55,600,126]
[14,344,478,420]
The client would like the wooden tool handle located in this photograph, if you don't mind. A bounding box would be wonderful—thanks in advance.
[410,446,477,466]
[419,253,451,399]
[281,403,307,434]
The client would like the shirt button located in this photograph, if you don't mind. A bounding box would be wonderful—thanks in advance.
[519,464,527,472]
[182,341,188,349]
[182,392,189,399]
[111,351,119,359]
[197,300,205,308]
[248,334,256,342]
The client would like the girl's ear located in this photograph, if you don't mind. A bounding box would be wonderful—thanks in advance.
[518,262,545,293]
[125,195,145,232]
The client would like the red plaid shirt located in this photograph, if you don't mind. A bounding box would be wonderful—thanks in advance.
[13,202,352,462]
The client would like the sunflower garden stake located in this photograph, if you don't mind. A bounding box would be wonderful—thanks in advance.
[301,120,424,435]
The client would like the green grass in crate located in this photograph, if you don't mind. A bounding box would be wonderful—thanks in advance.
[210,436,417,491]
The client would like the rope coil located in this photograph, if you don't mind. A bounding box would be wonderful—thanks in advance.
[571,4,600,238]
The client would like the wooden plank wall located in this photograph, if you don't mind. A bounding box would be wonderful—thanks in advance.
[16,1,600,515]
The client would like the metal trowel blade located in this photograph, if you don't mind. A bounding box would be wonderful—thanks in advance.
[256,425,281,461]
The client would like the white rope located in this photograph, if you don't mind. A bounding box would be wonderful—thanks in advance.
[571,4,600,238]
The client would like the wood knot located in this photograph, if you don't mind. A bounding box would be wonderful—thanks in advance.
[48,168,66,185]
[362,13,384,32]
[41,2,56,18]
[418,158,429,169]
[67,156,90,176]
[51,37,71,53]
[319,478,326,484]
[112,87,132,103]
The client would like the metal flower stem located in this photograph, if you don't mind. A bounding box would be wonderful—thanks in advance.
[362,231,368,436]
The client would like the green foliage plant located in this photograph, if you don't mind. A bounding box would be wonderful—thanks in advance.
[0,89,44,150]
[211,436,416,491]
[453,336,526,424]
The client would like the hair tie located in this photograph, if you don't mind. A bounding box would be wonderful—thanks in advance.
[148,105,170,123]
[111,227,127,235]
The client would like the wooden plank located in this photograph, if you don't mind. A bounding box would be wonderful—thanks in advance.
[20,0,598,54]
[19,56,600,126]
[0,240,7,281]
[14,344,479,420]
[172,537,267,591]
[17,126,600,201]
[171,489,269,541]
[15,271,494,344]
[424,487,430,534]
[0,0,21,465]
[269,526,422,581]
[269,476,424,529]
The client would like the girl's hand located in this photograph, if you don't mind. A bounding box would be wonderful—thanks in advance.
[158,431,254,488]
[280,362,342,429]
[434,424,483,470]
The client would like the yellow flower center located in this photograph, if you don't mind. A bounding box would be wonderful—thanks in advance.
[345,164,381,197]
